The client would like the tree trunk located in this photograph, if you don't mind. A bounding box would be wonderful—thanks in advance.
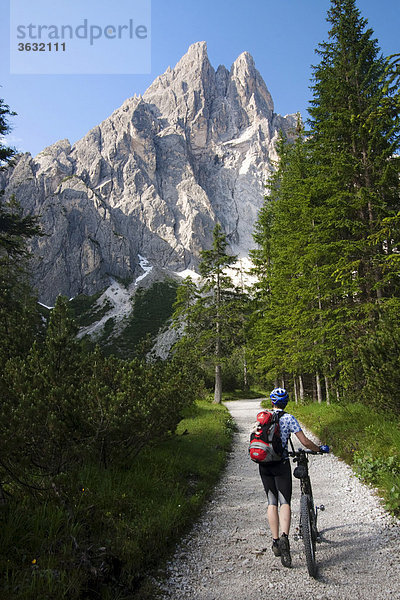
[243,347,249,391]
[316,372,323,404]
[324,374,330,405]
[213,269,222,404]
[214,363,222,404]
[293,374,298,404]
[299,374,304,401]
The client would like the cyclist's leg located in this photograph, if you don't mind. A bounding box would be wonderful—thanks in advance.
[267,505,279,539]
[275,460,293,567]
[259,465,279,539]
[279,504,291,535]
[275,460,292,534]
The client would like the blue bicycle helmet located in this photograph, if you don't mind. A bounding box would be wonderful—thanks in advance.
[270,387,289,407]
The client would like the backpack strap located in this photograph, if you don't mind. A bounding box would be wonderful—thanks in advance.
[273,410,285,422]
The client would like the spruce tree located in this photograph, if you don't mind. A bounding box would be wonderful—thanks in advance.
[306,0,400,394]
[0,97,16,166]
[250,129,322,391]
[308,0,399,301]
[250,1,400,402]
[172,224,247,403]
[199,224,238,403]
[0,99,40,254]
[0,100,42,366]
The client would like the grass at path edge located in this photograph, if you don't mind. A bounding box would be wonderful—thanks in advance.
[0,400,235,600]
[289,402,400,517]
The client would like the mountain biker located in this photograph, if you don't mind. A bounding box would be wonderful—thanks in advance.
[258,387,329,568]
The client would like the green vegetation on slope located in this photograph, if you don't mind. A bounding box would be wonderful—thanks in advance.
[0,400,235,599]
[96,279,179,358]
[70,292,112,328]
[292,402,400,516]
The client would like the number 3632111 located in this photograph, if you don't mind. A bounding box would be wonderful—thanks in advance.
[18,42,66,51]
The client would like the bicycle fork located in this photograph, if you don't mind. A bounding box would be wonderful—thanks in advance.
[315,503,325,542]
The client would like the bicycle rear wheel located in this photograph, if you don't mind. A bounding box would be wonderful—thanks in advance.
[300,494,317,577]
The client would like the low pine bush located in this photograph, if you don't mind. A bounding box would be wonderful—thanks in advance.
[0,400,234,599]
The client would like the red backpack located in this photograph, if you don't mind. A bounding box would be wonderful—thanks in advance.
[249,410,285,463]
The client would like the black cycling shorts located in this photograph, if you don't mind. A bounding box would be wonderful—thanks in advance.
[259,460,292,506]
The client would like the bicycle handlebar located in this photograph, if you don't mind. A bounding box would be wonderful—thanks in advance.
[288,448,326,456]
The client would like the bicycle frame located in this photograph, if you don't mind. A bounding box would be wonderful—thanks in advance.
[295,451,314,497]
[289,447,325,577]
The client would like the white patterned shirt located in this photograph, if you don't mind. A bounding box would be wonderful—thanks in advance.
[274,409,302,456]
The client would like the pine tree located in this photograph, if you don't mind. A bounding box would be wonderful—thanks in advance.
[308,0,399,301]
[306,0,400,394]
[367,53,400,286]
[0,195,41,256]
[0,97,16,166]
[0,100,42,367]
[250,1,400,402]
[0,99,40,254]
[0,296,88,494]
[199,224,238,403]
[172,224,247,403]
[250,129,323,391]
[358,300,400,414]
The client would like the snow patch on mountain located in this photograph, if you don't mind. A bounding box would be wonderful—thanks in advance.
[174,257,256,290]
[174,268,201,281]
[77,278,133,339]
[135,255,153,284]
[78,255,155,339]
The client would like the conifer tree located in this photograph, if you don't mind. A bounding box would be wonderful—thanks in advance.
[173,224,247,403]
[250,129,323,390]
[250,1,400,401]
[199,224,238,403]
[0,99,40,254]
[0,99,42,366]
[306,0,400,393]
[308,0,399,296]
[0,97,16,166]
[0,296,88,495]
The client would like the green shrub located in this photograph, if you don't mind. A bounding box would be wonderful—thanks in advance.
[0,298,202,496]
[70,291,112,328]
[0,400,233,599]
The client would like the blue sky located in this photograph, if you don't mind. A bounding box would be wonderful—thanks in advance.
[0,0,399,158]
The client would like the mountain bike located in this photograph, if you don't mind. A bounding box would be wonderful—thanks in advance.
[288,447,326,578]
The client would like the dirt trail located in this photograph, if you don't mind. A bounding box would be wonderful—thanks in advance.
[155,399,400,600]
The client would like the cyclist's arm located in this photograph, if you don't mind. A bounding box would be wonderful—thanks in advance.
[294,430,321,453]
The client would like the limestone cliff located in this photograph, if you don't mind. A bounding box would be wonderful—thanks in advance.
[0,42,296,304]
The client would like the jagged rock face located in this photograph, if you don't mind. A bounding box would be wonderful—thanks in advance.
[0,41,296,304]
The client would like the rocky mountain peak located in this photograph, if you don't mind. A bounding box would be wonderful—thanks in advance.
[230,50,274,114]
[177,40,209,67]
[231,50,256,76]
[0,43,297,304]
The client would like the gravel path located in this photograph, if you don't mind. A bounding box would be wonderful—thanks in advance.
[155,399,400,600]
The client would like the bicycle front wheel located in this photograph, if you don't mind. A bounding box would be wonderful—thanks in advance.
[300,494,317,578]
